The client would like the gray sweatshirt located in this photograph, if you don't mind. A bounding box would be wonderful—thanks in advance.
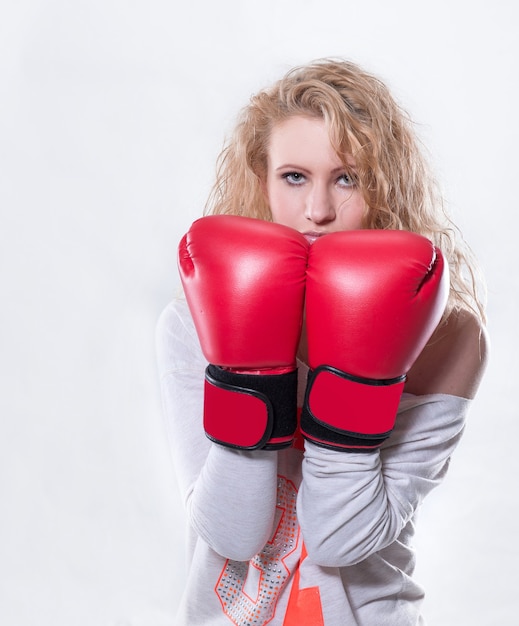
[156,296,469,625]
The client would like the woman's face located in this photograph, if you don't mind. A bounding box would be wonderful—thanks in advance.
[264,115,366,243]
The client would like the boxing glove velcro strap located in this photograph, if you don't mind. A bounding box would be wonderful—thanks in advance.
[204,364,298,450]
[300,365,406,451]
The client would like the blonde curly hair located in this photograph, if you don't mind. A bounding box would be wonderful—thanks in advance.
[205,58,486,323]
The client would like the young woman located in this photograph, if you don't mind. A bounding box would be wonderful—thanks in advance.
[156,58,488,625]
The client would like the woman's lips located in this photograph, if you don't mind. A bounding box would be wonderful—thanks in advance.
[303,231,327,245]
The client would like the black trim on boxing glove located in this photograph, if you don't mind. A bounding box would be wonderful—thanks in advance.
[204,364,298,450]
[300,365,405,453]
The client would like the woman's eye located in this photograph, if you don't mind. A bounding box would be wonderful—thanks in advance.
[337,173,355,187]
[282,172,306,185]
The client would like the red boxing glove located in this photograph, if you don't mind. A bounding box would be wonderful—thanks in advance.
[300,230,449,451]
[178,215,309,450]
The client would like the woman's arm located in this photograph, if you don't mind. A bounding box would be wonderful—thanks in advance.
[298,393,468,567]
[156,298,279,561]
[298,308,488,567]
[405,308,489,398]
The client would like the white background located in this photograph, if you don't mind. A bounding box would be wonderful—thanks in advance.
[1,1,517,624]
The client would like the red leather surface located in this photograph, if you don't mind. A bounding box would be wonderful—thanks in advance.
[178,215,309,372]
[204,380,271,449]
[306,230,449,381]
[308,368,405,435]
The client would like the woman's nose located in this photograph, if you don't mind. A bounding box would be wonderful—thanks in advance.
[305,185,336,224]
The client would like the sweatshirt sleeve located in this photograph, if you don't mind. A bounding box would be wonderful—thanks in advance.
[297,392,469,567]
[155,297,279,561]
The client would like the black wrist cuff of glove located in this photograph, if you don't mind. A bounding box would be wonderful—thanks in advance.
[204,364,298,450]
[300,365,405,453]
